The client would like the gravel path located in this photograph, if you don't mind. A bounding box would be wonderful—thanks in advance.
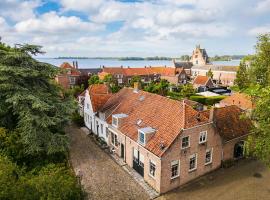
[67,125,149,200]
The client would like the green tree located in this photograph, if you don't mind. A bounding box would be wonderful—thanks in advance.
[244,34,270,166]
[206,68,213,79]
[180,84,195,98]
[130,75,141,87]
[88,75,100,85]
[180,55,190,61]
[0,43,75,155]
[249,34,270,87]
[103,74,113,83]
[235,61,250,90]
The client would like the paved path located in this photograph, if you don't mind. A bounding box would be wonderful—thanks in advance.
[158,159,270,200]
[67,125,149,200]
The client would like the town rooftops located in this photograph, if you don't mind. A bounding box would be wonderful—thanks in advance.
[101,66,178,77]
[220,92,254,110]
[59,62,81,76]
[88,84,112,112]
[192,65,238,72]
[193,75,211,86]
[213,105,252,142]
[101,88,209,157]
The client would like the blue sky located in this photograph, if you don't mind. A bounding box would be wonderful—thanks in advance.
[0,0,269,57]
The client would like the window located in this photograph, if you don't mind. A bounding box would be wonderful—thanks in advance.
[205,148,213,165]
[199,131,207,144]
[69,77,76,84]
[111,132,118,147]
[189,154,197,171]
[171,160,179,179]
[139,131,145,145]
[112,116,118,127]
[181,136,190,149]
[106,128,109,138]
[101,124,104,134]
[87,103,90,109]
[149,160,156,177]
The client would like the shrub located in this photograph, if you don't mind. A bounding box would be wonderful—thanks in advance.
[71,112,85,127]
[189,95,226,105]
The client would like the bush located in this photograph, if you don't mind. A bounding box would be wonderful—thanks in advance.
[72,112,84,127]
[189,95,226,105]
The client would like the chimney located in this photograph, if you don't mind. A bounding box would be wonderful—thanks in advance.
[121,65,123,68]
[133,82,141,93]
[76,61,78,69]
[209,107,215,122]
[72,61,75,68]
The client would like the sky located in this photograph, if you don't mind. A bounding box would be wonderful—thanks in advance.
[0,0,269,57]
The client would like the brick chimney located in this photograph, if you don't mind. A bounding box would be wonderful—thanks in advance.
[209,107,215,122]
[133,82,141,93]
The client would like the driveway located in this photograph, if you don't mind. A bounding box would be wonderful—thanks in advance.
[67,125,149,200]
[158,159,270,200]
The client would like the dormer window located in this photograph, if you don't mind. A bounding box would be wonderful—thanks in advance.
[138,127,155,146]
[112,114,128,128]
[139,131,145,145]
[112,116,118,127]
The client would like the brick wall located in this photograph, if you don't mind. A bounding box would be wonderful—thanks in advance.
[160,123,222,193]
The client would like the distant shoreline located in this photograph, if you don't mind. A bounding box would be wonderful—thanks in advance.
[53,57,175,61]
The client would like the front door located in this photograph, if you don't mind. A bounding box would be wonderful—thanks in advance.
[234,141,244,159]
[133,149,144,177]
[121,143,125,159]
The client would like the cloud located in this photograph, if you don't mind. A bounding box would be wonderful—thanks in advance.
[249,24,270,36]
[0,0,40,21]
[15,12,104,34]
[255,0,270,14]
[60,0,104,12]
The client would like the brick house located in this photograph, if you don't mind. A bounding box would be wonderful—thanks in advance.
[81,84,251,194]
[100,66,188,85]
[190,45,210,66]
[192,75,214,91]
[55,62,81,89]
[219,92,254,111]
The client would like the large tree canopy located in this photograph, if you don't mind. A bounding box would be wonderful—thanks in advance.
[0,43,75,155]
[244,33,270,165]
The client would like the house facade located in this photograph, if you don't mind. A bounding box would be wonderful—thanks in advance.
[81,84,251,194]
[100,66,188,86]
[55,62,81,89]
[190,45,210,66]
[192,75,214,91]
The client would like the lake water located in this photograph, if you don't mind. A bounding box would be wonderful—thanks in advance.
[36,58,240,69]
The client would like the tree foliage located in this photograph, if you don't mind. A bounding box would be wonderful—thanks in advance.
[244,33,270,165]
[0,43,76,155]
[88,75,101,85]
[235,62,250,90]
[206,68,213,79]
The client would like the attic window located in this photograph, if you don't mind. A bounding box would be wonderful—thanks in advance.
[139,131,145,145]
[112,116,118,127]
[137,119,142,126]
[139,96,145,101]
[138,127,156,146]
[112,113,128,128]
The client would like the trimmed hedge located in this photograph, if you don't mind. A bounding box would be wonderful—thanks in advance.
[189,95,226,105]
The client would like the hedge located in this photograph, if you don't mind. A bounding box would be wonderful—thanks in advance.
[189,95,226,105]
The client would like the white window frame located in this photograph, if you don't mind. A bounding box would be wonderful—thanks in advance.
[149,160,156,178]
[171,160,180,179]
[138,131,145,145]
[112,116,118,128]
[199,131,207,144]
[181,136,190,149]
[189,153,197,172]
[87,103,90,109]
[205,148,213,165]
[101,124,104,135]
[110,131,118,147]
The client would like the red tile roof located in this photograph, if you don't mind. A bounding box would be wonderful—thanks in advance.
[220,93,254,110]
[60,62,81,76]
[102,67,177,76]
[213,105,252,141]
[193,75,210,86]
[101,88,209,157]
[88,84,112,112]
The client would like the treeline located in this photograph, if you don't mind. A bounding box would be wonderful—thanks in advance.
[0,42,84,199]
[209,55,246,61]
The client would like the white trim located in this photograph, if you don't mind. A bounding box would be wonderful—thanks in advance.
[199,131,207,144]
[189,153,197,172]
[138,130,146,145]
[181,135,190,149]
[205,148,213,165]
[170,160,180,179]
